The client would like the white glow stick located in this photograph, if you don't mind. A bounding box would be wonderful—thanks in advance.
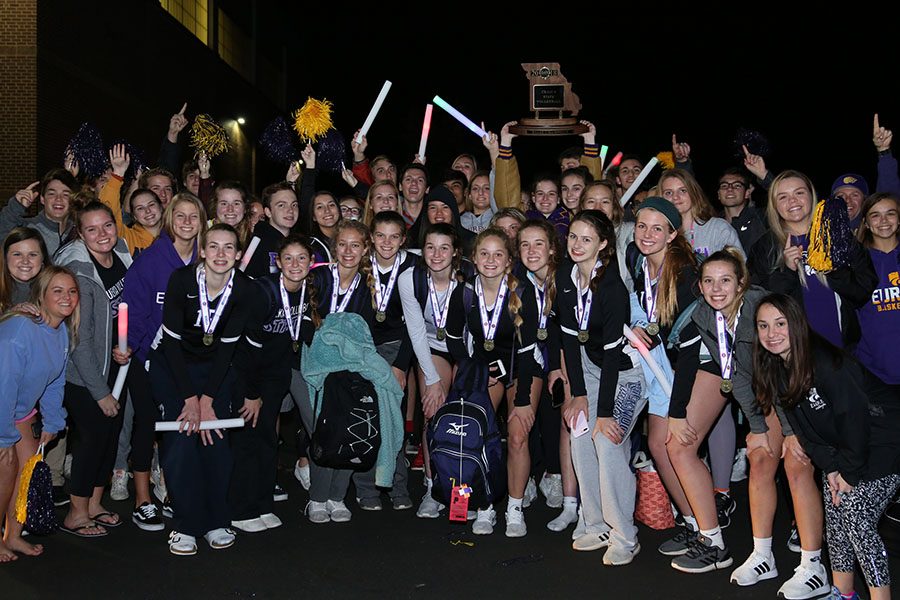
[432,95,487,137]
[618,157,659,207]
[599,145,609,172]
[238,236,261,272]
[418,104,433,159]
[111,361,130,400]
[155,418,246,432]
[356,80,392,143]
[622,324,672,396]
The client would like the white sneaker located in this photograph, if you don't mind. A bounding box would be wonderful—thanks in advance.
[777,562,830,599]
[110,469,130,501]
[326,499,352,523]
[472,507,496,535]
[151,465,167,500]
[539,473,563,508]
[730,552,778,586]
[259,513,282,529]
[547,504,579,532]
[204,528,236,550]
[416,491,444,519]
[572,531,611,551]
[306,501,329,524]
[168,531,197,556]
[522,478,537,508]
[293,461,311,491]
[230,517,267,533]
[505,505,527,538]
[731,448,749,483]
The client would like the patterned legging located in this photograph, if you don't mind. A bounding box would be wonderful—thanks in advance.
[823,473,900,588]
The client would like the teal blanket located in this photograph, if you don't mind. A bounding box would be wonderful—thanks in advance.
[301,312,404,487]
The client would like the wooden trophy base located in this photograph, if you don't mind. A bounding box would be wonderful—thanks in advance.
[509,117,588,137]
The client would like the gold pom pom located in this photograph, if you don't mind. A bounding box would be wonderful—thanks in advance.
[190,114,230,158]
[292,97,334,144]
[15,453,40,523]
[656,151,675,170]
[807,200,833,272]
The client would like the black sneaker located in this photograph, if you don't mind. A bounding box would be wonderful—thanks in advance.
[786,525,801,553]
[273,484,288,502]
[132,502,165,531]
[658,525,699,556]
[671,535,733,573]
[160,497,174,519]
[715,492,736,529]
[52,485,70,507]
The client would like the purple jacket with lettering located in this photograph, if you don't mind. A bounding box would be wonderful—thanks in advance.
[122,232,198,363]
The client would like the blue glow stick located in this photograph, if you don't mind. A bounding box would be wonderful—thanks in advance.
[432,95,487,138]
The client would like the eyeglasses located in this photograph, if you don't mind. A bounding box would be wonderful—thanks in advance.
[718,181,746,191]
[340,206,361,216]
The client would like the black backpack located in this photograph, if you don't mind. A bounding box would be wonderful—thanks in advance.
[310,370,380,470]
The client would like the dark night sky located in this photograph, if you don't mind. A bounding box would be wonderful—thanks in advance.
[266,6,895,199]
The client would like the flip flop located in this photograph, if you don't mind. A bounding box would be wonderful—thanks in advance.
[89,512,122,528]
[60,523,108,538]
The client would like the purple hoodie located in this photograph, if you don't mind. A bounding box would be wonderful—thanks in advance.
[122,232,198,362]
[855,245,900,383]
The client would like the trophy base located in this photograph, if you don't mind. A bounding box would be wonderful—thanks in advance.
[509,118,588,137]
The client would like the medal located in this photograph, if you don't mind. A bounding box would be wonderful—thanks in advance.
[292,341,300,353]
[643,257,662,336]
[527,272,549,343]
[428,272,455,343]
[715,309,736,396]
[371,253,401,322]
[280,275,306,355]
[574,261,601,343]
[197,265,235,348]
[476,276,507,355]
[330,264,360,314]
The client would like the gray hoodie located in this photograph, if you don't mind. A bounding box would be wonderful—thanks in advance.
[55,238,132,400]
[0,197,73,258]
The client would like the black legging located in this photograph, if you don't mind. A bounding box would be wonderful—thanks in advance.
[65,381,124,497]
[126,362,160,472]
[528,387,562,475]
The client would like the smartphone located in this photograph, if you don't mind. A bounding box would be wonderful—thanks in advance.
[488,359,507,380]
[570,411,589,438]
[551,378,565,409]
[31,420,43,439]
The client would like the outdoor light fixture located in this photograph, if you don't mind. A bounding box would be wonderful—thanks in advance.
[237,117,246,125]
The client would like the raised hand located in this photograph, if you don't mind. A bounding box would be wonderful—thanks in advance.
[15,181,40,208]
[340,165,358,188]
[500,121,518,147]
[672,133,691,163]
[783,233,803,272]
[482,126,499,164]
[109,144,130,178]
[580,120,597,145]
[64,150,80,177]
[286,161,301,184]
[351,129,368,162]
[168,102,189,142]
[300,143,316,170]
[874,113,893,152]
[742,144,768,181]
[198,152,211,178]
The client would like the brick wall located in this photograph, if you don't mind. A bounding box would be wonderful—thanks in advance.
[0,0,38,199]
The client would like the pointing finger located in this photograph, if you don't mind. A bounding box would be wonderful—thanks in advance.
[26,180,40,190]
[742,144,751,159]
[874,113,880,132]
[178,102,187,115]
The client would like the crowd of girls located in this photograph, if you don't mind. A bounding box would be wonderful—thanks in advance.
[1,110,899,600]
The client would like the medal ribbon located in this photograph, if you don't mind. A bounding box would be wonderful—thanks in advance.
[527,272,548,332]
[197,265,235,339]
[715,310,734,382]
[476,276,507,346]
[575,261,601,332]
[642,257,661,325]
[279,275,305,344]
[371,253,401,314]
[330,264,361,314]
[428,273,456,333]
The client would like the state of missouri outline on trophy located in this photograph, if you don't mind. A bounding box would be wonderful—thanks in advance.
[508,63,588,137]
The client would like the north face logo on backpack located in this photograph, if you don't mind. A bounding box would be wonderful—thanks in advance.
[445,422,468,437]
[359,395,374,404]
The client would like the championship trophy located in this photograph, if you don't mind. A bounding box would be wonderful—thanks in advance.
[509,63,588,136]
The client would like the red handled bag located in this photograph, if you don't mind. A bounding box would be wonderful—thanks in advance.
[632,451,676,530]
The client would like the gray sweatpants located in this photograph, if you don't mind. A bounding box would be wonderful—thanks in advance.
[289,368,352,503]
[571,347,645,552]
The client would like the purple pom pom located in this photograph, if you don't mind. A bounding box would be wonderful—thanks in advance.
[733,128,772,159]
[65,123,108,178]
[317,129,347,173]
[260,117,300,165]
[823,194,853,268]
